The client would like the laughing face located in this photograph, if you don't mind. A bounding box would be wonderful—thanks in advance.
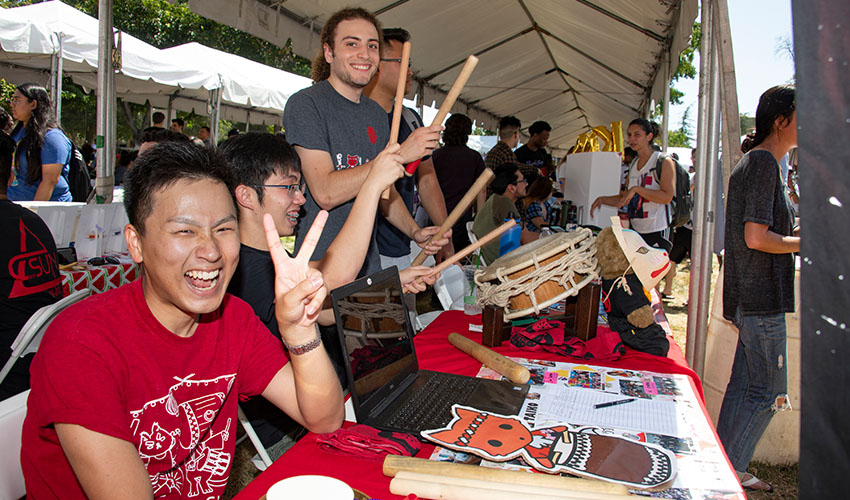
[125,178,240,335]
[259,170,306,237]
[324,18,380,99]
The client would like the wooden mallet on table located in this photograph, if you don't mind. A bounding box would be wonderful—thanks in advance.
[381,40,412,200]
[384,456,633,499]
[448,333,530,384]
[411,167,495,266]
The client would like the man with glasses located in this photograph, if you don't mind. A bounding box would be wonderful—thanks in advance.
[220,133,435,462]
[473,165,532,265]
[363,27,453,270]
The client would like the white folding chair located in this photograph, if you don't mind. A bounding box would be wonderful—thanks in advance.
[0,389,29,500]
[415,264,467,330]
[0,289,92,386]
[236,405,273,470]
[466,221,487,266]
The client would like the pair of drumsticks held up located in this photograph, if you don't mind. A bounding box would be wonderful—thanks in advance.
[381,46,518,279]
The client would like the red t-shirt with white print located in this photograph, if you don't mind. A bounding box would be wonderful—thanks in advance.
[21,279,288,499]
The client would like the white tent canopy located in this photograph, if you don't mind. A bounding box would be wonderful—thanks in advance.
[188,0,699,151]
[0,0,311,126]
[161,43,312,125]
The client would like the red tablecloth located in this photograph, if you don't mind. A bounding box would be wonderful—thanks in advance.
[234,310,706,500]
[60,262,140,297]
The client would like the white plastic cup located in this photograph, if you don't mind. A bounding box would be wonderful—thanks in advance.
[266,475,353,500]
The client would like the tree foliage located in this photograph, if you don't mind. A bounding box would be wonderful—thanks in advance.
[2,0,308,144]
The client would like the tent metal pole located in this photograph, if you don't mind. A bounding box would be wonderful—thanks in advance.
[712,0,741,197]
[686,0,714,376]
[661,51,671,152]
[51,34,64,124]
[690,41,722,381]
[95,0,115,203]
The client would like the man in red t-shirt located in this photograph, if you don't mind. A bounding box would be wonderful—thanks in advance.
[21,142,344,499]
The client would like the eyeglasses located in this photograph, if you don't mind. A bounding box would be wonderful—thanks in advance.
[514,179,528,185]
[257,183,305,194]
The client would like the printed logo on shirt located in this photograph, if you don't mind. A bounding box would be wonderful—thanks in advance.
[130,373,236,498]
[335,152,370,170]
[367,125,377,144]
[8,219,62,299]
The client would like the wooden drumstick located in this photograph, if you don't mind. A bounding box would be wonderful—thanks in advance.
[383,456,629,495]
[381,40,412,200]
[448,332,530,384]
[390,472,634,499]
[430,55,479,127]
[427,219,515,276]
[410,168,495,266]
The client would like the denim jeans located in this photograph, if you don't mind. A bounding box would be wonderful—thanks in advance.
[715,310,790,472]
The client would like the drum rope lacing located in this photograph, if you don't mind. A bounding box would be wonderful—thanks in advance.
[474,233,599,317]
[337,294,406,335]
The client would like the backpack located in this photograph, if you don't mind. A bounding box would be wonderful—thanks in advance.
[65,143,93,202]
[652,153,692,229]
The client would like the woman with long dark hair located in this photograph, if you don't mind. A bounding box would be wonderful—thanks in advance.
[7,83,73,201]
[590,118,675,251]
[521,177,555,238]
[715,84,799,492]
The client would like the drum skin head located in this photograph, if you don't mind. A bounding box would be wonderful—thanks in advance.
[478,230,591,281]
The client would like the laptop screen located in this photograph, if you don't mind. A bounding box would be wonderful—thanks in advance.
[331,268,419,410]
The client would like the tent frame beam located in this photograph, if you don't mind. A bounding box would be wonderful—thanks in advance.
[574,0,665,42]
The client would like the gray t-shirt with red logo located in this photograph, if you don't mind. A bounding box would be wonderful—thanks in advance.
[284,80,389,277]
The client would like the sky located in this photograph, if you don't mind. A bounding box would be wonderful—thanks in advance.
[668,0,796,132]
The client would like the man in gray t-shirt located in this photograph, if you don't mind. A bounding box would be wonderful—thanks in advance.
[283,9,446,277]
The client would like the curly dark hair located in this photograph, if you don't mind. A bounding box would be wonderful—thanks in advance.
[443,114,473,146]
[311,8,382,83]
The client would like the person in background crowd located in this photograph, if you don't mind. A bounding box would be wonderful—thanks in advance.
[0,125,62,400]
[0,108,12,137]
[473,165,532,264]
[620,146,636,191]
[228,128,240,138]
[170,117,184,133]
[138,127,191,156]
[514,120,552,183]
[716,85,799,493]
[432,113,486,251]
[21,141,344,498]
[485,116,521,175]
[7,83,73,202]
[521,177,555,238]
[114,149,138,186]
[590,118,675,252]
[362,26,452,269]
[197,126,211,146]
[142,111,165,134]
[283,7,446,279]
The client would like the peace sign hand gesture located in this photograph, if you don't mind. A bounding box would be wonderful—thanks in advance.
[264,211,328,340]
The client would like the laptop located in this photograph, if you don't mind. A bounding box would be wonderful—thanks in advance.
[330,267,529,436]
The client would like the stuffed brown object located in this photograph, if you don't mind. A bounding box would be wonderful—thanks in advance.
[595,227,669,356]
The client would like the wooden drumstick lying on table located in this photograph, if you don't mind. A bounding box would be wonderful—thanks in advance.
[426,219,515,275]
[448,332,530,384]
[384,456,631,498]
[411,167,495,266]
[382,40,412,200]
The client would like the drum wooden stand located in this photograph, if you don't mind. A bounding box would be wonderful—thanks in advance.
[480,281,601,347]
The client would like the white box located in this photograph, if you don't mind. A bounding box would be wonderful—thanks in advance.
[559,151,622,228]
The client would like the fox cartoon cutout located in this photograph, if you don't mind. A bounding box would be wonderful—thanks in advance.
[422,406,676,489]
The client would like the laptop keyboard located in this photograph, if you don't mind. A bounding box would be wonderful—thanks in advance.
[385,374,479,431]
